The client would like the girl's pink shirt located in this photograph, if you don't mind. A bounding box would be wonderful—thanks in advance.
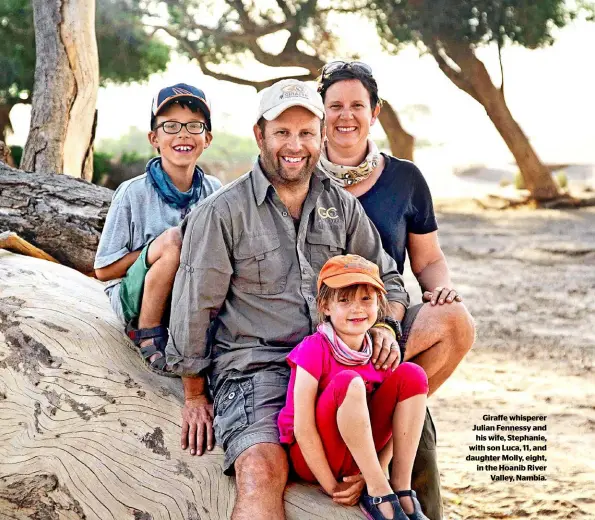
[277,330,394,444]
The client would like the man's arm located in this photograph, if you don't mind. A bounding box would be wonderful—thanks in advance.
[167,200,234,455]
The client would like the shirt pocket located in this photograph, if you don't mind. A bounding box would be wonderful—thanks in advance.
[232,233,287,295]
[306,232,346,274]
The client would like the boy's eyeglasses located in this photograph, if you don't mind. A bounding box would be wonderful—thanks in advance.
[155,121,207,134]
[321,61,373,79]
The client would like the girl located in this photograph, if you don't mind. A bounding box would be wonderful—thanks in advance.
[278,254,430,520]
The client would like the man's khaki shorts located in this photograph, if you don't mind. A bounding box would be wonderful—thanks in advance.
[212,370,290,475]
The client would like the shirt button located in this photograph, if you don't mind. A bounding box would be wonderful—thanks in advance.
[282,211,288,217]
[228,392,236,400]
[302,268,307,274]
[307,296,314,302]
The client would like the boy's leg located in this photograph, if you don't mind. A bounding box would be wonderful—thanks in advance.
[138,227,182,331]
[119,227,182,369]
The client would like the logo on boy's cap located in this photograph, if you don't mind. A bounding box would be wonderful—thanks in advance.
[151,83,212,131]
[317,254,386,294]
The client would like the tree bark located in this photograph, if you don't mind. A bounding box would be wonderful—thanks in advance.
[434,42,560,201]
[377,100,415,161]
[0,162,111,273]
[0,251,364,520]
[21,0,99,179]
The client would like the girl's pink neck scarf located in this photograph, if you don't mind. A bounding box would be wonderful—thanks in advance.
[317,322,372,366]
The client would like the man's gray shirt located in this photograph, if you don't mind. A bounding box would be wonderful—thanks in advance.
[167,160,409,385]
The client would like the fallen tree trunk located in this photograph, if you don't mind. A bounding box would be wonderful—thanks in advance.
[0,162,111,273]
[0,251,364,519]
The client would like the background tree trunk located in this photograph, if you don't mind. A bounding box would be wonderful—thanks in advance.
[0,251,364,520]
[0,104,13,145]
[21,0,99,180]
[377,100,415,161]
[434,42,560,201]
[0,162,110,273]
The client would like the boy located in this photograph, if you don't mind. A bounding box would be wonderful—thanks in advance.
[94,83,222,375]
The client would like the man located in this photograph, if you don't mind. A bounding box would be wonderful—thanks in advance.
[166,79,409,519]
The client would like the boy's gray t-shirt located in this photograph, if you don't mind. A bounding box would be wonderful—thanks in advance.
[94,171,222,317]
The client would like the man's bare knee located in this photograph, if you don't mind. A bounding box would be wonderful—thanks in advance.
[441,303,475,356]
[235,444,288,496]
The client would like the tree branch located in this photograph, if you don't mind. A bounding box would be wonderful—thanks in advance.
[428,42,480,103]
[195,56,312,91]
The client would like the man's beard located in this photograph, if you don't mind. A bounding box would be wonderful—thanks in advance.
[259,147,319,187]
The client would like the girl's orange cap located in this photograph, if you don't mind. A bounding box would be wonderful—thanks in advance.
[317,254,386,294]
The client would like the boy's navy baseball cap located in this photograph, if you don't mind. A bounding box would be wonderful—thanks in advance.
[151,83,212,131]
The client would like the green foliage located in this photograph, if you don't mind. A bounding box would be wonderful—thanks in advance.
[96,125,258,171]
[92,151,113,185]
[0,0,170,108]
[202,131,258,165]
[555,170,568,189]
[369,0,575,51]
[514,171,525,190]
[499,176,512,187]
[95,0,170,85]
[10,144,22,167]
[96,126,154,158]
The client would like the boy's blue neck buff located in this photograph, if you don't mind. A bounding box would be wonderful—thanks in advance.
[145,157,204,211]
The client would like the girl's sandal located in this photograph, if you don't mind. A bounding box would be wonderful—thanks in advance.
[395,490,430,520]
[359,490,408,520]
[125,323,179,378]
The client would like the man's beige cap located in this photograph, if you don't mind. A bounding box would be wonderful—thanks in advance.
[256,79,325,122]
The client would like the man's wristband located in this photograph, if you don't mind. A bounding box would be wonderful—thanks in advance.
[373,322,397,339]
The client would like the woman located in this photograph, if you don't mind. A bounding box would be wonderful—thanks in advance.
[317,61,476,519]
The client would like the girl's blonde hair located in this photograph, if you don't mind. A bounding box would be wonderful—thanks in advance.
[316,282,389,324]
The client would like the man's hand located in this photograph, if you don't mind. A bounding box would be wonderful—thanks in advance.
[332,474,366,505]
[181,394,214,456]
[370,326,400,370]
[422,286,462,306]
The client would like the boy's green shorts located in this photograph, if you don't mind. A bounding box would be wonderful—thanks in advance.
[119,241,153,324]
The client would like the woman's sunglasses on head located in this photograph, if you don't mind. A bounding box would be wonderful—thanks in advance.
[321,61,373,79]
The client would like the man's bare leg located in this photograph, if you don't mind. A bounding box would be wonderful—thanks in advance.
[404,302,475,396]
[137,227,182,331]
[232,443,288,520]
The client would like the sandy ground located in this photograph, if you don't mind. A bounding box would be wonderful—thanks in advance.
[406,203,595,519]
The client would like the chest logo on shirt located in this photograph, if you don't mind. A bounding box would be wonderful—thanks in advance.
[318,207,338,219]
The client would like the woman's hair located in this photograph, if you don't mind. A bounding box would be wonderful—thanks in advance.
[316,283,389,324]
[317,66,381,111]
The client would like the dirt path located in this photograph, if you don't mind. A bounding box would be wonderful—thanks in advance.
[421,204,595,519]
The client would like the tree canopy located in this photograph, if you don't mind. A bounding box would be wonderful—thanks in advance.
[362,0,589,200]
[144,0,415,158]
[0,0,170,137]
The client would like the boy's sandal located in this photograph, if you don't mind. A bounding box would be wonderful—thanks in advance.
[125,323,179,378]
[395,490,429,520]
[359,490,408,520]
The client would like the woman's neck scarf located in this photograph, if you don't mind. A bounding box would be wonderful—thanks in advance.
[145,157,204,211]
[318,138,381,187]
[317,321,372,366]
